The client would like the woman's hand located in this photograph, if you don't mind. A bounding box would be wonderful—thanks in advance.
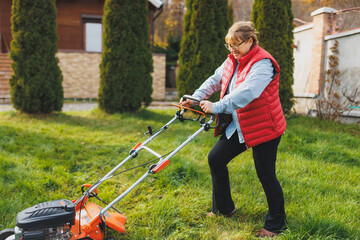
[180,98,193,108]
[200,101,213,113]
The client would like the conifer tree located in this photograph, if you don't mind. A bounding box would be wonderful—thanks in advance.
[252,0,294,112]
[228,0,234,26]
[177,0,229,99]
[99,0,153,113]
[10,0,63,113]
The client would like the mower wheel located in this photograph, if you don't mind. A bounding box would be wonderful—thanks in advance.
[0,228,15,240]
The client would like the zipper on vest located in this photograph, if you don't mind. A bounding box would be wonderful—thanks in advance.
[245,143,249,151]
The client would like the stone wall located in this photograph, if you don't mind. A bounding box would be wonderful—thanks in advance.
[292,7,360,122]
[57,51,166,100]
[57,52,101,99]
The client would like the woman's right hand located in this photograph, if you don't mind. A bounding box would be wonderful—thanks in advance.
[180,98,193,108]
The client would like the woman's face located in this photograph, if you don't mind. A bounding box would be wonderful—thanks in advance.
[227,38,253,59]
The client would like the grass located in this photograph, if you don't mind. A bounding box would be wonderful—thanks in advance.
[0,108,359,239]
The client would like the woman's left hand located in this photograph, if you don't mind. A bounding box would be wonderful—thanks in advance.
[200,101,213,113]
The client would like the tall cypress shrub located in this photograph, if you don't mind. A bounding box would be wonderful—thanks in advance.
[251,0,294,112]
[99,0,153,113]
[228,0,234,26]
[177,0,229,99]
[10,0,63,113]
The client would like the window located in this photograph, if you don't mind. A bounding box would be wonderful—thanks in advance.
[82,15,102,52]
[85,22,102,52]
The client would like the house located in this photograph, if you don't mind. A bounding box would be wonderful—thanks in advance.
[292,7,360,123]
[0,0,165,101]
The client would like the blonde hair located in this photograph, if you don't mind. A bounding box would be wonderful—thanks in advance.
[225,21,258,45]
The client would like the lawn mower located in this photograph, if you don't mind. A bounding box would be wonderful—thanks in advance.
[0,95,216,240]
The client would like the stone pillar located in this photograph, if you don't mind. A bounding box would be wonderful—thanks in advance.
[308,7,337,94]
[151,53,166,100]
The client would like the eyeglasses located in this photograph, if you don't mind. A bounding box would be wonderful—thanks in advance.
[224,41,245,51]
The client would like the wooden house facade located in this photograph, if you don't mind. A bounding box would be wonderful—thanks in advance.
[0,0,166,100]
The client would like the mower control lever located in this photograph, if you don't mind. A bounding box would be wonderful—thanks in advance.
[147,126,153,136]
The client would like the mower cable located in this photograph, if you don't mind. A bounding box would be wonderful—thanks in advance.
[67,133,148,231]
[76,111,196,192]
[80,134,147,183]
[109,149,175,178]
[67,133,148,200]
[94,195,123,214]
[73,131,163,199]
[78,127,171,188]
[78,149,175,235]
[78,195,86,235]
[75,140,174,233]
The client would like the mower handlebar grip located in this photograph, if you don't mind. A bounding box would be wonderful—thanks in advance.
[182,95,216,119]
[182,95,201,105]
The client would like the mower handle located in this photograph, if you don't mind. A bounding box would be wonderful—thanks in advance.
[181,95,201,105]
[181,95,216,120]
[93,103,217,218]
[171,103,206,119]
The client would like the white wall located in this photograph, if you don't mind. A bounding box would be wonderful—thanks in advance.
[293,24,313,97]
[324,29,360,103]
[292,25,360,121]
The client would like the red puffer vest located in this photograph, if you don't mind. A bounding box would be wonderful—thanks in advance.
[215,44,286,148]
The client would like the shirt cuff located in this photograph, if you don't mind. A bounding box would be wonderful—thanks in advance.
[213,101,222,114]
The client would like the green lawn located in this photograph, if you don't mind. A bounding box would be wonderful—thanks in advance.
[0,108,359,239]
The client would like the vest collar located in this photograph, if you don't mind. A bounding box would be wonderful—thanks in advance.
[228,44,260,67]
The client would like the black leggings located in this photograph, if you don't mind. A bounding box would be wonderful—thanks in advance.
[208,133,286,232]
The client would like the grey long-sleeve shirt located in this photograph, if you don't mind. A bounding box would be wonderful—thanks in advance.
[192,58,274,143]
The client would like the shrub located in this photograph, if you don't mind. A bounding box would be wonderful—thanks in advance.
[251,0,294,112]
[9,0,63,113]
[99,0,153,113]
[176,0,229,100]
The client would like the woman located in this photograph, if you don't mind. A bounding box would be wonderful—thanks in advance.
[181,21,286,237]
